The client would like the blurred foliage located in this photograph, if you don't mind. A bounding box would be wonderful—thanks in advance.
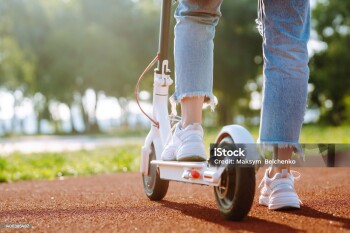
[214,0,261,124]
[204,125,350,148]
[0,36,35,91]
[2,0,159,99]
[310,0,350,125]
[1,0,160,133]
[0,0,349,131]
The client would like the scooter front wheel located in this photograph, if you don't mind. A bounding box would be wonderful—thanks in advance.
[142,144,169,200]
[214,136,256,221]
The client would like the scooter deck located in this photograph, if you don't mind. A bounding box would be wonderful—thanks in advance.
[151,160,222,186]
[151,160,205,168]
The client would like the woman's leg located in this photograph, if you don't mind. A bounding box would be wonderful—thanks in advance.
[172,0,223,127]
[258,0,310,175]
[162,0,223,161]
[258,0,310,210]
[181,96,204,127]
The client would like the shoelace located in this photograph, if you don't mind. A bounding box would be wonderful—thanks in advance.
[290,170,301,180]
[169,114,181,126]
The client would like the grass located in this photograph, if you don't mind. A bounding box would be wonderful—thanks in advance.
[0,145,140,183]
[0,125,349,183]
[204,125,350,145]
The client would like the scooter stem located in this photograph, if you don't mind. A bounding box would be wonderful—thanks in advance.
[156,0,172,74]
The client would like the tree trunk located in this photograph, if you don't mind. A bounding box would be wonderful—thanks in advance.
[0,120,5,135]
[37,111,42,134]
[88,101,100,134]
[69,104,79,134]
[80,101,89,133]
[217,98,233,125]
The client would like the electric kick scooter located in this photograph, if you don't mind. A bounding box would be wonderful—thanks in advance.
[136,0,259,221]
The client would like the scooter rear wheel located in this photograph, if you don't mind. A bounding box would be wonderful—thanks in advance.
[142,144,169,200]
[214,136,256,221]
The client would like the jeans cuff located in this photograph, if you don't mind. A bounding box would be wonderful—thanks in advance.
[169,92,218,116]
[257,139,305,161]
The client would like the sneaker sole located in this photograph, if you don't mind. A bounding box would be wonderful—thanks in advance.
[259,195,269,206]
[269,203,300,210]
[259,195,300,210]
[177,155,206,162]
[176,144,206,161]
[161,157,177,161]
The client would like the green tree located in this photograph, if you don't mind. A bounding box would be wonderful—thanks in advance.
[0,36,35,91]
[3,0,160,133]
[214,0,261,124]
[310,0,350,125]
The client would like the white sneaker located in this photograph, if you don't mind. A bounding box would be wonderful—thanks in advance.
[259,168,302,210]
[161,123,207,161]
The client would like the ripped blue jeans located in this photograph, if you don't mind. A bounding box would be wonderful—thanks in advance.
[171,0,310,153]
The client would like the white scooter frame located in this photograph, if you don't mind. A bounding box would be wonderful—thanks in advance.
[140,61,258,186]
[138,0,259,221]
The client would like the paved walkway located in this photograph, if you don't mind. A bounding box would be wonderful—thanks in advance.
[0,135,143,155]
